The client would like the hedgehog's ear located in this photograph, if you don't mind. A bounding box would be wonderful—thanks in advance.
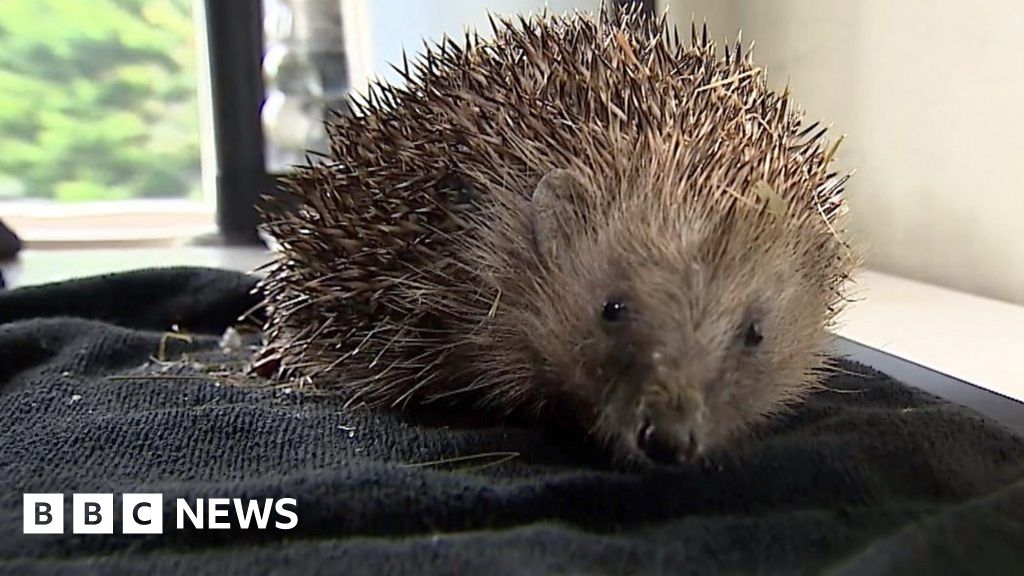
[531,168,584,264]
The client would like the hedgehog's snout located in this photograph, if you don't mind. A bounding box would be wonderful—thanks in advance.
[636,416,700,464]
[635,390,706,465]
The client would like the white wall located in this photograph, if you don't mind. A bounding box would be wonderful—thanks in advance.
[665,0,1024,305]
[355,0,601,87]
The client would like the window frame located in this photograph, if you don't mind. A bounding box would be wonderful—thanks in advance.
[202,0,653,245]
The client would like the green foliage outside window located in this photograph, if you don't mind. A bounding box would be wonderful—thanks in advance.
[0,0,200,202]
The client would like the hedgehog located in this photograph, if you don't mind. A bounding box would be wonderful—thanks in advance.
[253,6,857,466]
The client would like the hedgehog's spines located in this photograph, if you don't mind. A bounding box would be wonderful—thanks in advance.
[256,9,855,416]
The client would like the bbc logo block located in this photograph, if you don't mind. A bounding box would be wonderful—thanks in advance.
[24,493,163,535]
[72,493,114,534]
[23,494,64,534]
[122,493,163,534]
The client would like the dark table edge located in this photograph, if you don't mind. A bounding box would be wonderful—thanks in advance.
[834,336,1024,436]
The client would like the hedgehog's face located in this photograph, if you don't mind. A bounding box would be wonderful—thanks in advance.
[529,169,829,466]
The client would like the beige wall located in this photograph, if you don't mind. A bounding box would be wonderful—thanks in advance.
[663,0,1024,305]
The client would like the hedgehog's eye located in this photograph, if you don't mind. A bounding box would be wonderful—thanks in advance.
[601,300,628,323]
[743,321,764,347]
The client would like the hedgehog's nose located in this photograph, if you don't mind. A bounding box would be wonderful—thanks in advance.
[636,418,700,465]
[636,420,676,464]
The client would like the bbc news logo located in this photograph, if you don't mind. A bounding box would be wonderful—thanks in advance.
[24,494,298,534]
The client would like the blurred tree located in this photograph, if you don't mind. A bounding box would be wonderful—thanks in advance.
[0,0,200,201]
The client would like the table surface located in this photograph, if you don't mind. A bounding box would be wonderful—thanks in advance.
[3,246,1023,405]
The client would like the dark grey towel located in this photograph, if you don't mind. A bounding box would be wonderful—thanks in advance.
[1,267,1022,575]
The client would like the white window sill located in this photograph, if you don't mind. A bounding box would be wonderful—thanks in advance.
[836,270,1024,404]
[2,200,214,247]
[0,247,270,288]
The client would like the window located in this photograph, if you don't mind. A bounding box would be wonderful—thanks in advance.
[0,0,210,243]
